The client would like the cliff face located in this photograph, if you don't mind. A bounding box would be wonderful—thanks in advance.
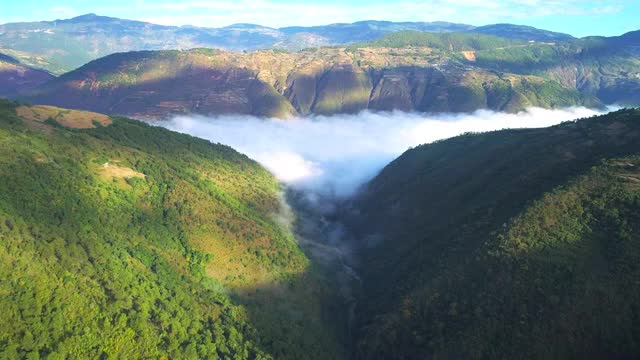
[22,48,592,119]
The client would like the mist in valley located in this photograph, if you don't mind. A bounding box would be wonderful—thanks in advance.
[163,106,608,199]
[161,106,609,265]
[161,105,611,263]
[168,106,612,344]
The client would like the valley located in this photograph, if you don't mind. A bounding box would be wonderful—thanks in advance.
[2,97,640,359]
[2,8,640,360]
[177,107,640,359]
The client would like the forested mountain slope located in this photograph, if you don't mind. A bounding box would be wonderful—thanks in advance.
[349,109,640,359]
[0,100,347,359]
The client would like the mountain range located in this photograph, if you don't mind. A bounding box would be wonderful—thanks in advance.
[0,14,574,74]
[4,30,637,119]
[1,15,638,119]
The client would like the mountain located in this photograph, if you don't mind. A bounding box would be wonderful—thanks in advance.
[469,24,575,42]
[347,109,640,359]
[0,14,283,74]
[19,42,596,119]
[0,100,348,359]
[20,29,640,119]
[0,53,54,97]
[619,30,640,43]
[0,14,577,74]
[460,30,640,107]
[0,15,470,74]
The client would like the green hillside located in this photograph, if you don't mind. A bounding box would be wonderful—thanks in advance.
[350,109,640,359]
[349,30,640,109]
[0,100,347,359]
[464,36,640,106]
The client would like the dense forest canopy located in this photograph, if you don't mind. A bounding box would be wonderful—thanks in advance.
[349,109,640,359]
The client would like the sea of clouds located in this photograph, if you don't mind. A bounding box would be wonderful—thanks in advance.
[162,107,609,198]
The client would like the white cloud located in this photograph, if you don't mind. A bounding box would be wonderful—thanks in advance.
[162,107,609,198]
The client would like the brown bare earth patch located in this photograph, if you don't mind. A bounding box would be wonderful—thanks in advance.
[461,51,476,61]
[99,162,145,180]
[16,105,112,129]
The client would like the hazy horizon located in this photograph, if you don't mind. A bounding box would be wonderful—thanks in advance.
[2,0,638,38]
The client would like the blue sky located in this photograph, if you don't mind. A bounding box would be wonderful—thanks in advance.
[1,0,638,37]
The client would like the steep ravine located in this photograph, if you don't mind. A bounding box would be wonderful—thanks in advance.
[281,189,363,354]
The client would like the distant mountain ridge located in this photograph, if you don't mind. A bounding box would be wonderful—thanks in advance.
[0,14,575,74]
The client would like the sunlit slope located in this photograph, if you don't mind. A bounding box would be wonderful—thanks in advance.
[350,109,640,359]
[0,100,346,359]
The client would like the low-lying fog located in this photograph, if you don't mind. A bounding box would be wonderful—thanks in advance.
[163,107,608,198]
